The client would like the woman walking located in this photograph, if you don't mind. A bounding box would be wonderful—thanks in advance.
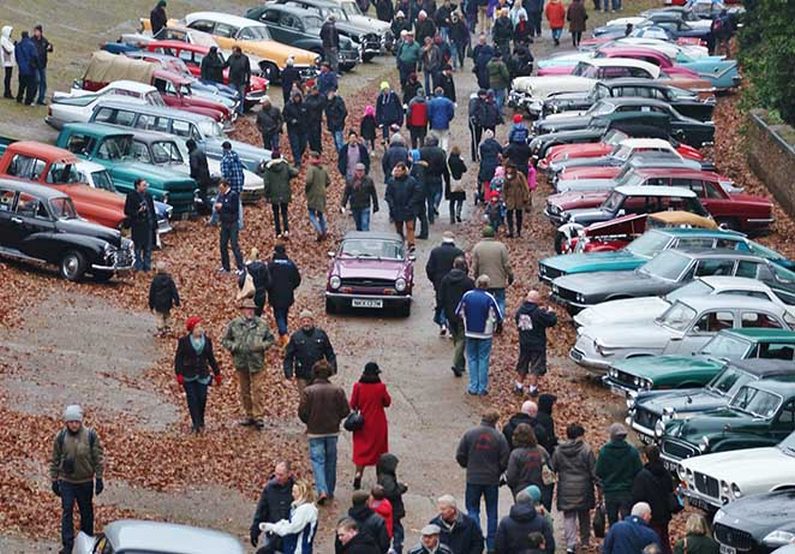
[447,146,467,223]
[505,423,553,508]
[350,362,392,490]
[174,316,222,433]
[503,163,530,238]
[551,423,598,554]
[567,0,588,48]
[257,480,319,554]
[239,247,271,317]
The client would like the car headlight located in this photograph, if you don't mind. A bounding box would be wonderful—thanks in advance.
[626,395,636,410]
[730,483,742,499]
[314,55,322,65]
[714,509,726,522]
[165,205,174,218]
[634,376,641,387]
[655,419,665,438]
[763,530,795,547]
[329,275,341,290]
[698,436,710,452]
[721,480,729,494]
[395,277,406,292]
[662,407,675,420]
[576,293,585,303]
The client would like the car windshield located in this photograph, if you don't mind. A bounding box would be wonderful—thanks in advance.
[144,90,166,107]
[706,366,752,396]
[96,136,133,161]
[600,190,625,212]
[640,250,691,280]
[729,386,782,418]
[48,197,78,219]
[614,169,645,188]
[626,231,671,259]
[340,238,404,260]
[657,301,696,332]
[151,141,184,164]
[91,170,117,192]
[304,15,324,30]
[242,25,272,40]
[604,129,629,145]
[587,100,615,117]
[700,333,751,360]
[46,162,82,184]
[777,431,795,457]
[666,279,714,302]
[59,94,102,107]
[612,144,636,161]
[572,62,598,79]
[340,0,364,15]
[198,119,224,138]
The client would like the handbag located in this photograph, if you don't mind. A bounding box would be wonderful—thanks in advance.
[236,270,255,301]
[343,410,365,432]
[593,502,606,538]
[541,463,556,486]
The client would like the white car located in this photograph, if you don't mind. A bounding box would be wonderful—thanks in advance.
[46,81,165,129]
[325,0,393,44]
[677,431,795,510]
[575,276,795,328]
[607,15,712,30]
[571,295,793,371]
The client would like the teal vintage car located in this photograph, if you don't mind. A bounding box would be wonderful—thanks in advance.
[604,328,795,394]
[54,123,196,215]
[538,227,794,283]
[658,380,795,470]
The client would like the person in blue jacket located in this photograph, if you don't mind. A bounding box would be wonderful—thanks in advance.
[603,502,662,554]
[14,31,38,105]
[456,274,503,396]
[375,81,404,148]
[427,87,455,152]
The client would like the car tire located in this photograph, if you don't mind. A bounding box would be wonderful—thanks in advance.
[60,250,87,281]
[260,62,280,84]
[554,231,567,254]
[325,298,337,315]
[92,270,113,283]
[362,52,376,63]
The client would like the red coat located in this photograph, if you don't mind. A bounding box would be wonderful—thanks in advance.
[350,381,391,466]
[545,1,566,28]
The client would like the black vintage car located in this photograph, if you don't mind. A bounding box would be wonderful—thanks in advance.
[713,490,795,553]
[541,78,716,121]
[0,180,134,281]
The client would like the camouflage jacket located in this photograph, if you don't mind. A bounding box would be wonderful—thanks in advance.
[222,316,275,373]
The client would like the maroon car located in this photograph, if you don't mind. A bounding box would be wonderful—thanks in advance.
[325,231,415,317]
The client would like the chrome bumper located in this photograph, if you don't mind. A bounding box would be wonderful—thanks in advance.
[569,347,611,372]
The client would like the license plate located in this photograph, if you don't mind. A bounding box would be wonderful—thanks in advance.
[662,459,678,473]
[687,495,714,512]
[719,545,736,554]
[351,298,383,309]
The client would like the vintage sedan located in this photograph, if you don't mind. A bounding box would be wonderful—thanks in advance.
[710,491,795,551]
[628,358,795,445]
[75,519,245,554]
[326,232,414,316]
[0,180,134,281]
[571,295,792,372]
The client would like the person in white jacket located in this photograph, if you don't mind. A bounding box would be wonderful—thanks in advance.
[0,26,14,99]
[259,480,319,554]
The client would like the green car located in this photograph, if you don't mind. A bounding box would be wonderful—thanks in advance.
[54,123,196,215]
[539,228,795,283]
[658,380,795,470]
[603,328,795,394]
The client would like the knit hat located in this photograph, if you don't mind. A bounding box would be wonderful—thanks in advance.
[396,9,405,17]
[442,231,455,244]
[185,316,202,332]
[524,485,542,504]
[513,114,523,124]
[482,225,495,238]
[63,404,83,422]
[380,81,390,90]
[300,309,314,319]
[363,362,381,375]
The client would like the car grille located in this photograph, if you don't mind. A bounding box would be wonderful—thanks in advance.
[363,33,381,48]
[340,278,395,288]
[633,407,659,431]
[111,248,134,268]
[553,286,578,303]
[546,202,561,216]
[613,370,640,391]
[714,523,755,551]
[693,472,719,499]
[660,439,699,461]
[538,264,562,281]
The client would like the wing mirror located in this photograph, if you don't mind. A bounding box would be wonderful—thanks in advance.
[617,209,626,216]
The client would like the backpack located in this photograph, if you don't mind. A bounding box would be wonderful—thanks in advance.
[57,428,97,450]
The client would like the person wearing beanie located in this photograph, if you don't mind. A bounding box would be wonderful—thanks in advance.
[320,15,340,72]
[596,423,643,526]
[385,161,422,250]
[284,89,308,167]
[174,316,222,433]
[446,145,467,223]
[426,231,465,336]
[471,224,513,315]
[495,489,555,553]
[350,362,392,491]
[266,243,302,342]
[382,133,409,183]
[50,404,104,553]
[256,95,283,150]
[263,149,300,239]
[148,261,180,336]
[377,453,409,553]
[376,81,404,150]
[284,309,337,393]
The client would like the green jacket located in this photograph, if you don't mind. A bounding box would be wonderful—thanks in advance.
[305,164,330,212]
[222,316,275,373]
[487,59,511,90]
[595,439,642,497]
[673,534,720,554]
[263,158,299,205]
[49,427,104,484]
[397,41,421,65]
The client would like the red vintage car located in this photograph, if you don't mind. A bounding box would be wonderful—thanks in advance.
[145,41,268,109]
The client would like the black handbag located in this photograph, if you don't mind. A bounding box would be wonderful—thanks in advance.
[593,502,606,538]
[343,410,364,432]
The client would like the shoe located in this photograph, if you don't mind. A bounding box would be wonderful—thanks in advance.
[353,476,362,490]
[238,418,256,427]
[317,493,328,505]
[439,326,447,337]
[218,267,230,274]
[529,386,539,397]
[457,215,462,223]
[283,231,290,238]
[480,390,489,396]
[254,419,265,430]
[451,366,463,377]
[513,384,524,395]
[276,233,283,239]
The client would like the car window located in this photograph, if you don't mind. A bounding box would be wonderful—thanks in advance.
[14,192,40,218]
[131,141,152,164]
[692,310,734,333]
[152,116,171,134]
[658,301,697,332]
[65,134,96,157]
[114,109,137,127]
[92,106,115,123]
[214,23,237,38]
[716,237,742,250]
[675,237,715,249]
[151,141,184,164]
[735,261,760,279]
[772,289,795,306]
[188,20,215,34]
[46,163,81,184]
[176,49,194,64]
[730,386,782,418]
[741,311,784,329]
[0,188,15,211]
[134,113,154,130]
[704,181,724,199]
[759,343,795,361]
[340,239,405,259]
[262,9,281,23]
[629,67,653,78]
[775,400,795,428]
[172,119,192,137]
[694,259,735,277]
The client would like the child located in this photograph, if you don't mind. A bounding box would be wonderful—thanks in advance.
[148,261,180,336]
[485,194,506,234]
[377,453,408,554]
[508,113,529,144]
[360,105,377,151]
[369,484,394,539]
[447,146,467,224]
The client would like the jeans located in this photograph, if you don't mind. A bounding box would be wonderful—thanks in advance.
[433,303,447,328]
[331,129,345,153]
[235,83,246,113]
[60,481,94,549]
[507,208,524,236]
[416,207,429,239]
[611,0,622,10]
[427,182,442,223]
[273,306,289,336]
[529,11,543,35]
[287,128,307,167]
[308,124,322,153]
[552,27,563,43]
[3,66,12,98]
[271,202,289,235]
[35,67,47,103]
[16,72,36,104]
[465,483,498,550]
[397,60,415,87]
[424,70,434,97]
[133,233,153,272]
[453,42,467,69]
[352,207,371,231]
[466,338,493,394]
[184,380,209,430]
[489,288,506,317]
[308,436,338,496]
[308,208,327,235]
[220,224,244,271]
[261,131,280,150]
[393,518,405,554]
[493,88,506,113]
[449,198,463,223]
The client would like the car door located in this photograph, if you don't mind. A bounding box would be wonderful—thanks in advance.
[770,399,795,443]
[668,309,735,354]
[12,191,56,258]
[739,310,786,330]
[261,9,289,42]
[0,187,21,249]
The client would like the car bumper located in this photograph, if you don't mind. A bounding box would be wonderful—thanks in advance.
[551,292,588,309]
[508,91,542,118]
[241,188,264,203]
[325,292,411,308]
[745,217,775,228]
[628,420,656,444]
[680,487,722,510]
[339,49,360,67]
[157,217,172,235]
[543,208,566,226]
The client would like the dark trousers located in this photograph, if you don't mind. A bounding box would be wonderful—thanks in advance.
[261,131,279,151]
[3,66,12,98]
[572,31,583,47]
[398,60,416,86]
[651,521,671,554]
[606,493,633,527]
[393,517,405,554]
[308,123,322,153]
[469,120,482,162]
[465,483,499,551]
[409,126,427,149]
[416,207,429,239]
[287,129,307,167]
[271,202,289,235]
[184,380,209,430]
[16,72,36,105]
[507,208,524,236]
[61,481,94,549]
[529,11,543,35]
[449,198,463,222]
[220,223,244,271]
[273,306,289,336]
[454,41,467,67]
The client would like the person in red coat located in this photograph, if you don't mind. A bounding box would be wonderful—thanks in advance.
[350,362,392,490]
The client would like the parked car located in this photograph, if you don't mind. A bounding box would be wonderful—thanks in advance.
[74,519,245,554]
[120,20,221,50]
[325,231,414,316]
[628,358,795,446]
[55,123,197,216]
[710,491,795,551]
[538,46,703,80]
[320,0,394,49]
[0,180,134,281]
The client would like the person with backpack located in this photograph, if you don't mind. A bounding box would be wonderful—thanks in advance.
[377,453,408,554]
[148,261,181,336]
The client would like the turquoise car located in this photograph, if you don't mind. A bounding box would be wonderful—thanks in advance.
[538,228,794,283]
[55,123,196,215]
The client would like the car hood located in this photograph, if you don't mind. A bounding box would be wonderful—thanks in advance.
[584,321,674,350]
[334,258,405,280]
[548,143,611,163]
[638,387,725,417]
[553,269,661,295]
[670,408,756,440]
[542,250,643,274]
[347,14,390,32]
[683,448,795,488]
[239,39,317,66]
[548,188,612,209]
[57,217,122,247]
[112,161,191,183]
[715,490,795,536]
[613,354,723,381]
[512,76,595,98]
[575,296,670,327]
[556,177,617,194]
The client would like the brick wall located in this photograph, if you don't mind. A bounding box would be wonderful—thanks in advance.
[746,109,795,219]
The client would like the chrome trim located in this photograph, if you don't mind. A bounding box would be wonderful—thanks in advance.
[325,292,412,301]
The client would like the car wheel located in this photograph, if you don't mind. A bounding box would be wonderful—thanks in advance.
[92,270,113,283]
[554,232,567,254]
[60,250,87,281]
[362,52,376,63]
[325,297,337,315]
[260,62,279,84]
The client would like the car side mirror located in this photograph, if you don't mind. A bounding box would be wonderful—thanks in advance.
[327,251,335,258]
[617,209,626,216]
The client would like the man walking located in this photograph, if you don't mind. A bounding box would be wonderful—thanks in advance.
[426,231,464,335]
[375,82,404,148]
[263,150,300,239]
[385,162,421,251]
[338,130,371,181]
[427,87,455,151]
[280,57,301,104]
[284,90,308,167]
[419,135,449,224]
[455,409,510,552]
[224,46,251,114]
[603,503,662,554]
[396,31,421,87]
[325,88,348,153]
[341,163,379,231]
[471,225,513,316]
[222,298,275,429]
[456,275,503,396]
[50,405,104,554]
[298,360,350,504]
[267,243,302,342]
[596,423,643,526]
[124,178,156,271]
[220,141,245,228]
[406,88,429,149]
[31,25,52,105]
[250,460,295,550]
[320,15,341,72]
[429,495,484,554]
[284,310,337,393]
[439,257,474,377]
[14,31,38,106]
[487,51,510,113]
[304,85,326,154]
[514,290,558,397]
[256,96,283,150]
[305,151,331,241]
[215,179,244,273]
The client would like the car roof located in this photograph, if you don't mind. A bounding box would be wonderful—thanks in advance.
[725,358,795,376]
[342,231,405,243]
[633,166,720,179]
[723,329,795,343]
[62,122,134,139]
[605,97,673,108]
[265,4,324,17]
[673,247,767,261]
[582,57,660,74]
[658,227,742,239]
[0,177,68,200]
[104,520,244,554]
[148,40,210,53]
[745,379,795,395]
[697,275,770,290]
[613,185,696,197]
[115,125,182,144]
[676,294,784,311]
[185,11,269,29]
[8,141,77,162]
[94,100,214,123]
[600,78,674,89]
[619,138,674,149]
[103,80,156,93]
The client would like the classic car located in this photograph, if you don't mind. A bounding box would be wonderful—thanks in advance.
[658,380,795,468]
[87,101,271,174]
[551,247,795,311]
[541,78,716,122]
[55,123,197,216]
[120,20,220,49]
[0,139,127,230]
[321,0,394,49]
[259,0,386,59]
[0,180,134,281]
[325,231,414,316]
[533,97,715,148]
[74,519,245,554]
[571,295,792,371]
[144,41,269,108]
[710,491,795,551]
[628,358,795,445]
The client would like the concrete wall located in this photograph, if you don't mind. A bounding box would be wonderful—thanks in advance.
[746,109,795,219]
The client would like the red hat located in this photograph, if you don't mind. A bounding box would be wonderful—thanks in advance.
[185,316,202,332]
[513,114,523,124]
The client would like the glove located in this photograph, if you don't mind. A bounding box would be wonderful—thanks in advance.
[214,374,222,386]
[95,478,104,496]
[250,527,259,548]
[176,374,185,386]
[51,481,61,497]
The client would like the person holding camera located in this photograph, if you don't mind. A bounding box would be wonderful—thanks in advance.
[124,178,156,271]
